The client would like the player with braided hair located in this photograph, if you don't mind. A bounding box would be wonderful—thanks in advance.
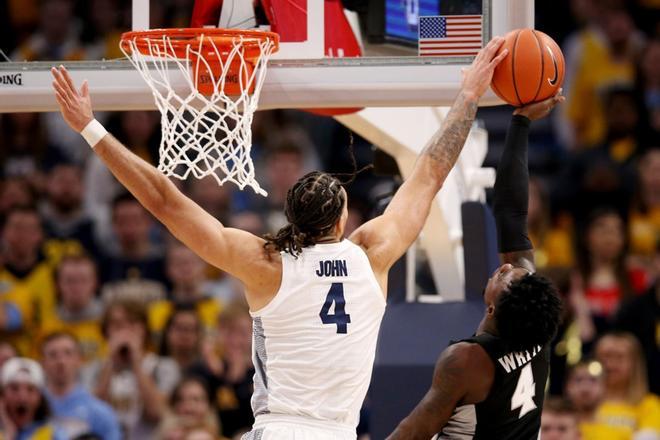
[264,171,350,256]
[51,37,507,440]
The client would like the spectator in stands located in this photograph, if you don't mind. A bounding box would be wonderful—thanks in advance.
[638,38,660,133]
[82,0,123,60]
[528,177,574,269]
[553,142,631,225]
[189,176,232,224]
[562,3,645,149]
[0,357,66,439]
[0,275,33,358]
[593,332,660,439]
[158,306,205,372]
[615,241,660,394]
[263,135,309,213]
[564,359,605,427]
[40,163,99,263]
[538,268,579,395]
[39,255,105,363]
[599,87,643,164]
[343,197,369,237]
[0,342,16,360]
[159,376,219,439]
[571,208,643,337]
[12,0,84,62]
[100,193,166,285]
[109,110,160,165]
[163,426,217,440]
[148,243,222,337]
[0,342,17,369]
[628,146,660,261]
[240,135,309,232]
[41,332,121,440]
[4,0,38,45]
[0,206,56,341]
[541,397,581,440]
[228,211,265,237]
[83,299,179,439]
[188,303,254,438]
[0,178,36,218]
[0,113,47,182]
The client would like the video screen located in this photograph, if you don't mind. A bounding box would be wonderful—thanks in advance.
[385,0,484,43]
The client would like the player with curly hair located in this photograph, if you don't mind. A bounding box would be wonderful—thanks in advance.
[388,96,565,440]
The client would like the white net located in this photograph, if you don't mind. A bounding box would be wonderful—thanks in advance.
[120,30,277,196]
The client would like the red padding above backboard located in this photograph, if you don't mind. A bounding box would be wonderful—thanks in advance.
[190,0,223,28]
[261,0,308,42]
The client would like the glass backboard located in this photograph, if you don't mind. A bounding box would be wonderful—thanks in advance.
[0,0,534,112]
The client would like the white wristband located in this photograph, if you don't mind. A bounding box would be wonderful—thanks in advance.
[80,119,108,148]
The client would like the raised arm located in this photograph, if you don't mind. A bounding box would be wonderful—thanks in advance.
[493,95,564,272]
[386,342,493,439]
[349,37,507,274]
[51,67,276,298]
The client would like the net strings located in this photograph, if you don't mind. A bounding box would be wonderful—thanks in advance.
[121,33,276,196]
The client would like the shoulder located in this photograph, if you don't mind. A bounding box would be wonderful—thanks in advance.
[87,398,122,432]
[347,220,392,273]
[638,394,660,412]
[434,342,495,403]
[53,426,70,440]
[153,354,180,372]
[437,342,492,372]
[86,392,118,417]
[636,394,660,430]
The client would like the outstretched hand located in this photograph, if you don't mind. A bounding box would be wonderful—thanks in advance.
[513,91,565,121]
[461,37,508,101]
[51,65,94,132]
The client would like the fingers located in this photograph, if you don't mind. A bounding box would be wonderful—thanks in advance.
[539,92,565,110]
[80,80,89,97]
[52,80,73,108]
[53,89,69,109]
[489,48,509,67]
[478,36,505,62]
[51,67,75,107]
[50,67,70,93]
[51,66,78,100]
[59,65,79,97]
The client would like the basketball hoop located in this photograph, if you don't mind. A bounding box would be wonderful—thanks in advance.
[120,28,279,196]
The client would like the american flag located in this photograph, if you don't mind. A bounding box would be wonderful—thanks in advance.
[418,15,483,57]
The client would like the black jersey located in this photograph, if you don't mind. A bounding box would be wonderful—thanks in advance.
[438,332,549,440]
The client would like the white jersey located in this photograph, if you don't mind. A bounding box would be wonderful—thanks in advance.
[249,239,386,432]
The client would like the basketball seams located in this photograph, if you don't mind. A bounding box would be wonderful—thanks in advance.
[511,29,523,107]
[530,30,544,103]
[491,29,564,107]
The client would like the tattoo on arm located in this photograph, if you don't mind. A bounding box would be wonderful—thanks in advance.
[421,92,479,179]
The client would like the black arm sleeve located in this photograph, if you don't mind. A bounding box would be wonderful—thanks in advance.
[492,114,533,253]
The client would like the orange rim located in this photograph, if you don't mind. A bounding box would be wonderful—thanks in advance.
[120,28,280,61]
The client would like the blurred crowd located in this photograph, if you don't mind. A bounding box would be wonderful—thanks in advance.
[0,0,658,439]
[529,0,660,439]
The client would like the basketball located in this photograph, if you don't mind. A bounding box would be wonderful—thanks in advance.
[491,28,565,106]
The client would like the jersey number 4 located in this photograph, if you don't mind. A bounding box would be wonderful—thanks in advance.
[319,283,351,334]
[511,363,537,418]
